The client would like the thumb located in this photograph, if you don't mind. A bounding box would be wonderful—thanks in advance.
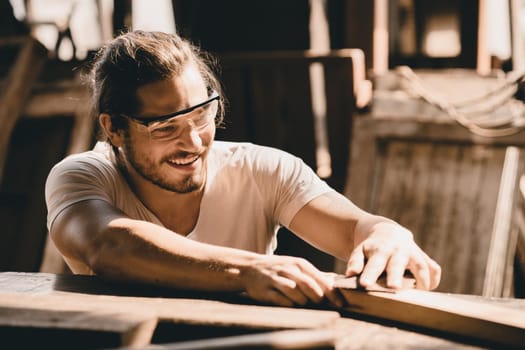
[346,245,365,276]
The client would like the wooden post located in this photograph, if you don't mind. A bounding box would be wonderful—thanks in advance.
[510,0,525,71]
[477,0,491,74]
[373,0,389,75]
[0,37,47,185]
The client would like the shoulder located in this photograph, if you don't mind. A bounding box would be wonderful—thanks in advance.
[49,142,117,175]
[210,141,298,169]
[46,142,120,188]
[209,141,314,188]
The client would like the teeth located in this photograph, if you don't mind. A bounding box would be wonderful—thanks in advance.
[168,154,199,165]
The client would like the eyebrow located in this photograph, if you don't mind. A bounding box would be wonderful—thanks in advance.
[126,92,220,126]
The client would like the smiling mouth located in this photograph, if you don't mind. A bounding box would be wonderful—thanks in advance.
[167,154,200,166]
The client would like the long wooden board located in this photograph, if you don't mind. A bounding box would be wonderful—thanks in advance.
[0,306,157,348]
[0,273,519,348]
[334,278,525,348]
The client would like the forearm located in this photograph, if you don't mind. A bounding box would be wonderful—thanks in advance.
[51,200,346,305]
[72,217,260,292]
[288,191,414,261]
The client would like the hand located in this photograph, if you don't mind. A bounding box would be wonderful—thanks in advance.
[345,222,441,290]
[241,255,345,307]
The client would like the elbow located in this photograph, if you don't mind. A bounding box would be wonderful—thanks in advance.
[83,226,127,278]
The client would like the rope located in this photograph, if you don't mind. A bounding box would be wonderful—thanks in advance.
[396,66,525,138]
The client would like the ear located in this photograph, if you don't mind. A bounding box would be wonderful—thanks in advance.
[99,113,125,148]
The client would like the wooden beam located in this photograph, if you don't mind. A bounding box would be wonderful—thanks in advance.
[148,328,335,350]
[335,278,525,348]
[510,0,524,71]
[483,146,521,297]
[0,37,47,184]
[0,306,157,348]
[22,86,87,118]
[373,0,389,75]
[477,0,491,75]
[1,272,522,348]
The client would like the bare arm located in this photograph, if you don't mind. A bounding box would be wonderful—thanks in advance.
[289,191,441,290]
[50,199,343,307]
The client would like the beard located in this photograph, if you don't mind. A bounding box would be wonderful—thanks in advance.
[122,137,206,194]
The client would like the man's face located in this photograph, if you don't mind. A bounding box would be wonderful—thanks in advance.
[120,65,215,194]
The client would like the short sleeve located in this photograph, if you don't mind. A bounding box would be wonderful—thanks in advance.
[248,145,333,228]
[45,151,120,231]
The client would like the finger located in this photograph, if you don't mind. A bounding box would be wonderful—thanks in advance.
[263,288,295,307]
[345,246,365,276]
[280,266,324,304]
[300,267,345,307]
[359,253,389,287]
[427,256,442,290]
[283,259,342,307]
[386,251,409,289]
[272,275,309,305]
[319,278,345,308]
[408,254,431,290]
[297,264,345,308]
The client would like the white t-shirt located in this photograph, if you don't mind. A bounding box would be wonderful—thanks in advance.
[45,141,333,254]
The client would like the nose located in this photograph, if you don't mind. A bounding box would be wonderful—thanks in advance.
[175,123,203,149]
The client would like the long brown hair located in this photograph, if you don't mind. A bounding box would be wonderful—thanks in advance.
[88,30,225,139]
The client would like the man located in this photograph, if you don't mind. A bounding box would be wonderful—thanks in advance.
[45,30,440,307]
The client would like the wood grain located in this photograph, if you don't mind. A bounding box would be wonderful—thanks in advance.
[0,272,520,349]
[334,278,525,348]
[0,306,157,348]
[341,112,525,296]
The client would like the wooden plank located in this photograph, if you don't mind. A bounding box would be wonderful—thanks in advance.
[22,87,87,119]
[335,317,480,350]
[140,328,335,350]
[0,272,516,349]
[444,144,485,294]
[375,141,412,221]
[0,306,157,348]
[0,273,340,331]
[0,292,339,332]
[342,117,377,209]
[464,146,502,294]
[0,37,47,184]
[418,144,459,264]
[353,117,525,147]
[335,279,525,349]
[395,143,433,234]
[483,147,522,297]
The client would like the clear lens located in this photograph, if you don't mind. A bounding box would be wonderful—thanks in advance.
[146,99,218,141]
